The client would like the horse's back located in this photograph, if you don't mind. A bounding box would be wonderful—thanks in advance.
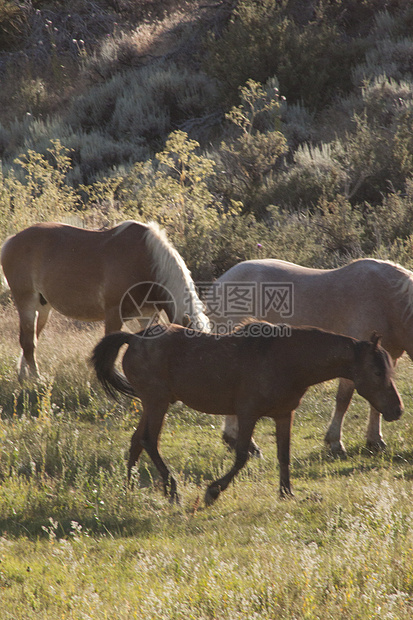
[216,258,324,282]
[209,258,399,340]
[122,323,335,417]
[215,257,390,283]
[1,223,101,285]
[1,221,152,320]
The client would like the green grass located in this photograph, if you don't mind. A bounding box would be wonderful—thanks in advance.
[1,310,413,618]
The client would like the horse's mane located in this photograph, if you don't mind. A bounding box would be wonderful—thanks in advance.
[234,317,270,331]
[143,222,210,330]
[387,261,413,323]
[352,258,413,323]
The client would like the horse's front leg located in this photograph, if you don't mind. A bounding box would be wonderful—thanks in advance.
[324,378,354,458]
[365,353,400,452]
[222,414,262,457]
[366,407,386,452]
[275,411,294,497]
[104,307,123,335]
[206,414,257,506]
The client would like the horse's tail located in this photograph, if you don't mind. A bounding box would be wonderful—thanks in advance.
[91,332,136,400]
[0,267,9,293]
[0,236,12,292]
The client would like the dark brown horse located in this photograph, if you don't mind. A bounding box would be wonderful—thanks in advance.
[91,321,403,505]
[1,220,210,381]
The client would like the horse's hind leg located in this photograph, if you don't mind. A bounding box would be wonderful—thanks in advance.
[36,302,51,340]
[324,378,355,458]
[17,301,40,382]
[129,399,178,502]
[17,298,51,382]
[206,414,257,506]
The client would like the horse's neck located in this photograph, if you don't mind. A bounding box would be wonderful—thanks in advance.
[297,333,356,387]
[384,266,413,356]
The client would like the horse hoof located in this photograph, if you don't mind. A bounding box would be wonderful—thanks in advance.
[222,433,263,458]
[326,440,348,460]
[205,485,221,507]
[249,440,263,459]
[366,438,387,453]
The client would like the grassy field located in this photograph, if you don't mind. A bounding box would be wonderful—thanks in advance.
[1,304,413,618]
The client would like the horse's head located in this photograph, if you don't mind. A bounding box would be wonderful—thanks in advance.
[353,333,403,422]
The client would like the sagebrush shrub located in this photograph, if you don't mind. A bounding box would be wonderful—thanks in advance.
[0,0,27,50]
[280,102,314,149]
[63,130,148,185]
[259,142,347,212]
[352,37,413,86]
[67,62,218,149]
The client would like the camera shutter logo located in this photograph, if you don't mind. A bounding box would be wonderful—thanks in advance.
[119,282,177,335]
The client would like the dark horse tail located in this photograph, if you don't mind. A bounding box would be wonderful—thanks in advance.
[91,332,136,400]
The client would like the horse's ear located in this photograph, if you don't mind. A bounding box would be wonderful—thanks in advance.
[370,331,382,348]
[182,313,191,327]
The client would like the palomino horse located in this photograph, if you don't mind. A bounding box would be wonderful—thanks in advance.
[91,321,403,505]
[207,258,413,457]
[1,220,210,381]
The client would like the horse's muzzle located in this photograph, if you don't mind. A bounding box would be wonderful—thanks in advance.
[382,403,404,422]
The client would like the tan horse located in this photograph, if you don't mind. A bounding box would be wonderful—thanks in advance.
[207,258,413,457]
[1,220,210,381]
[91,321,403,505]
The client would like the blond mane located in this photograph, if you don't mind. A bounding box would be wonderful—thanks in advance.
[350,258,413,323]
[387,260,413,323]
[143,221,210,331]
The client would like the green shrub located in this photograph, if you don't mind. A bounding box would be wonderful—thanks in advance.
[394,109,413,177]
[0,61,220,183]
[205,0,363,110]
[215,78,288,215]
[0,140,80,239]
[364,179,413,252]
[313,195,363,258]
[121,130,228,279]
[333,77,413,203]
